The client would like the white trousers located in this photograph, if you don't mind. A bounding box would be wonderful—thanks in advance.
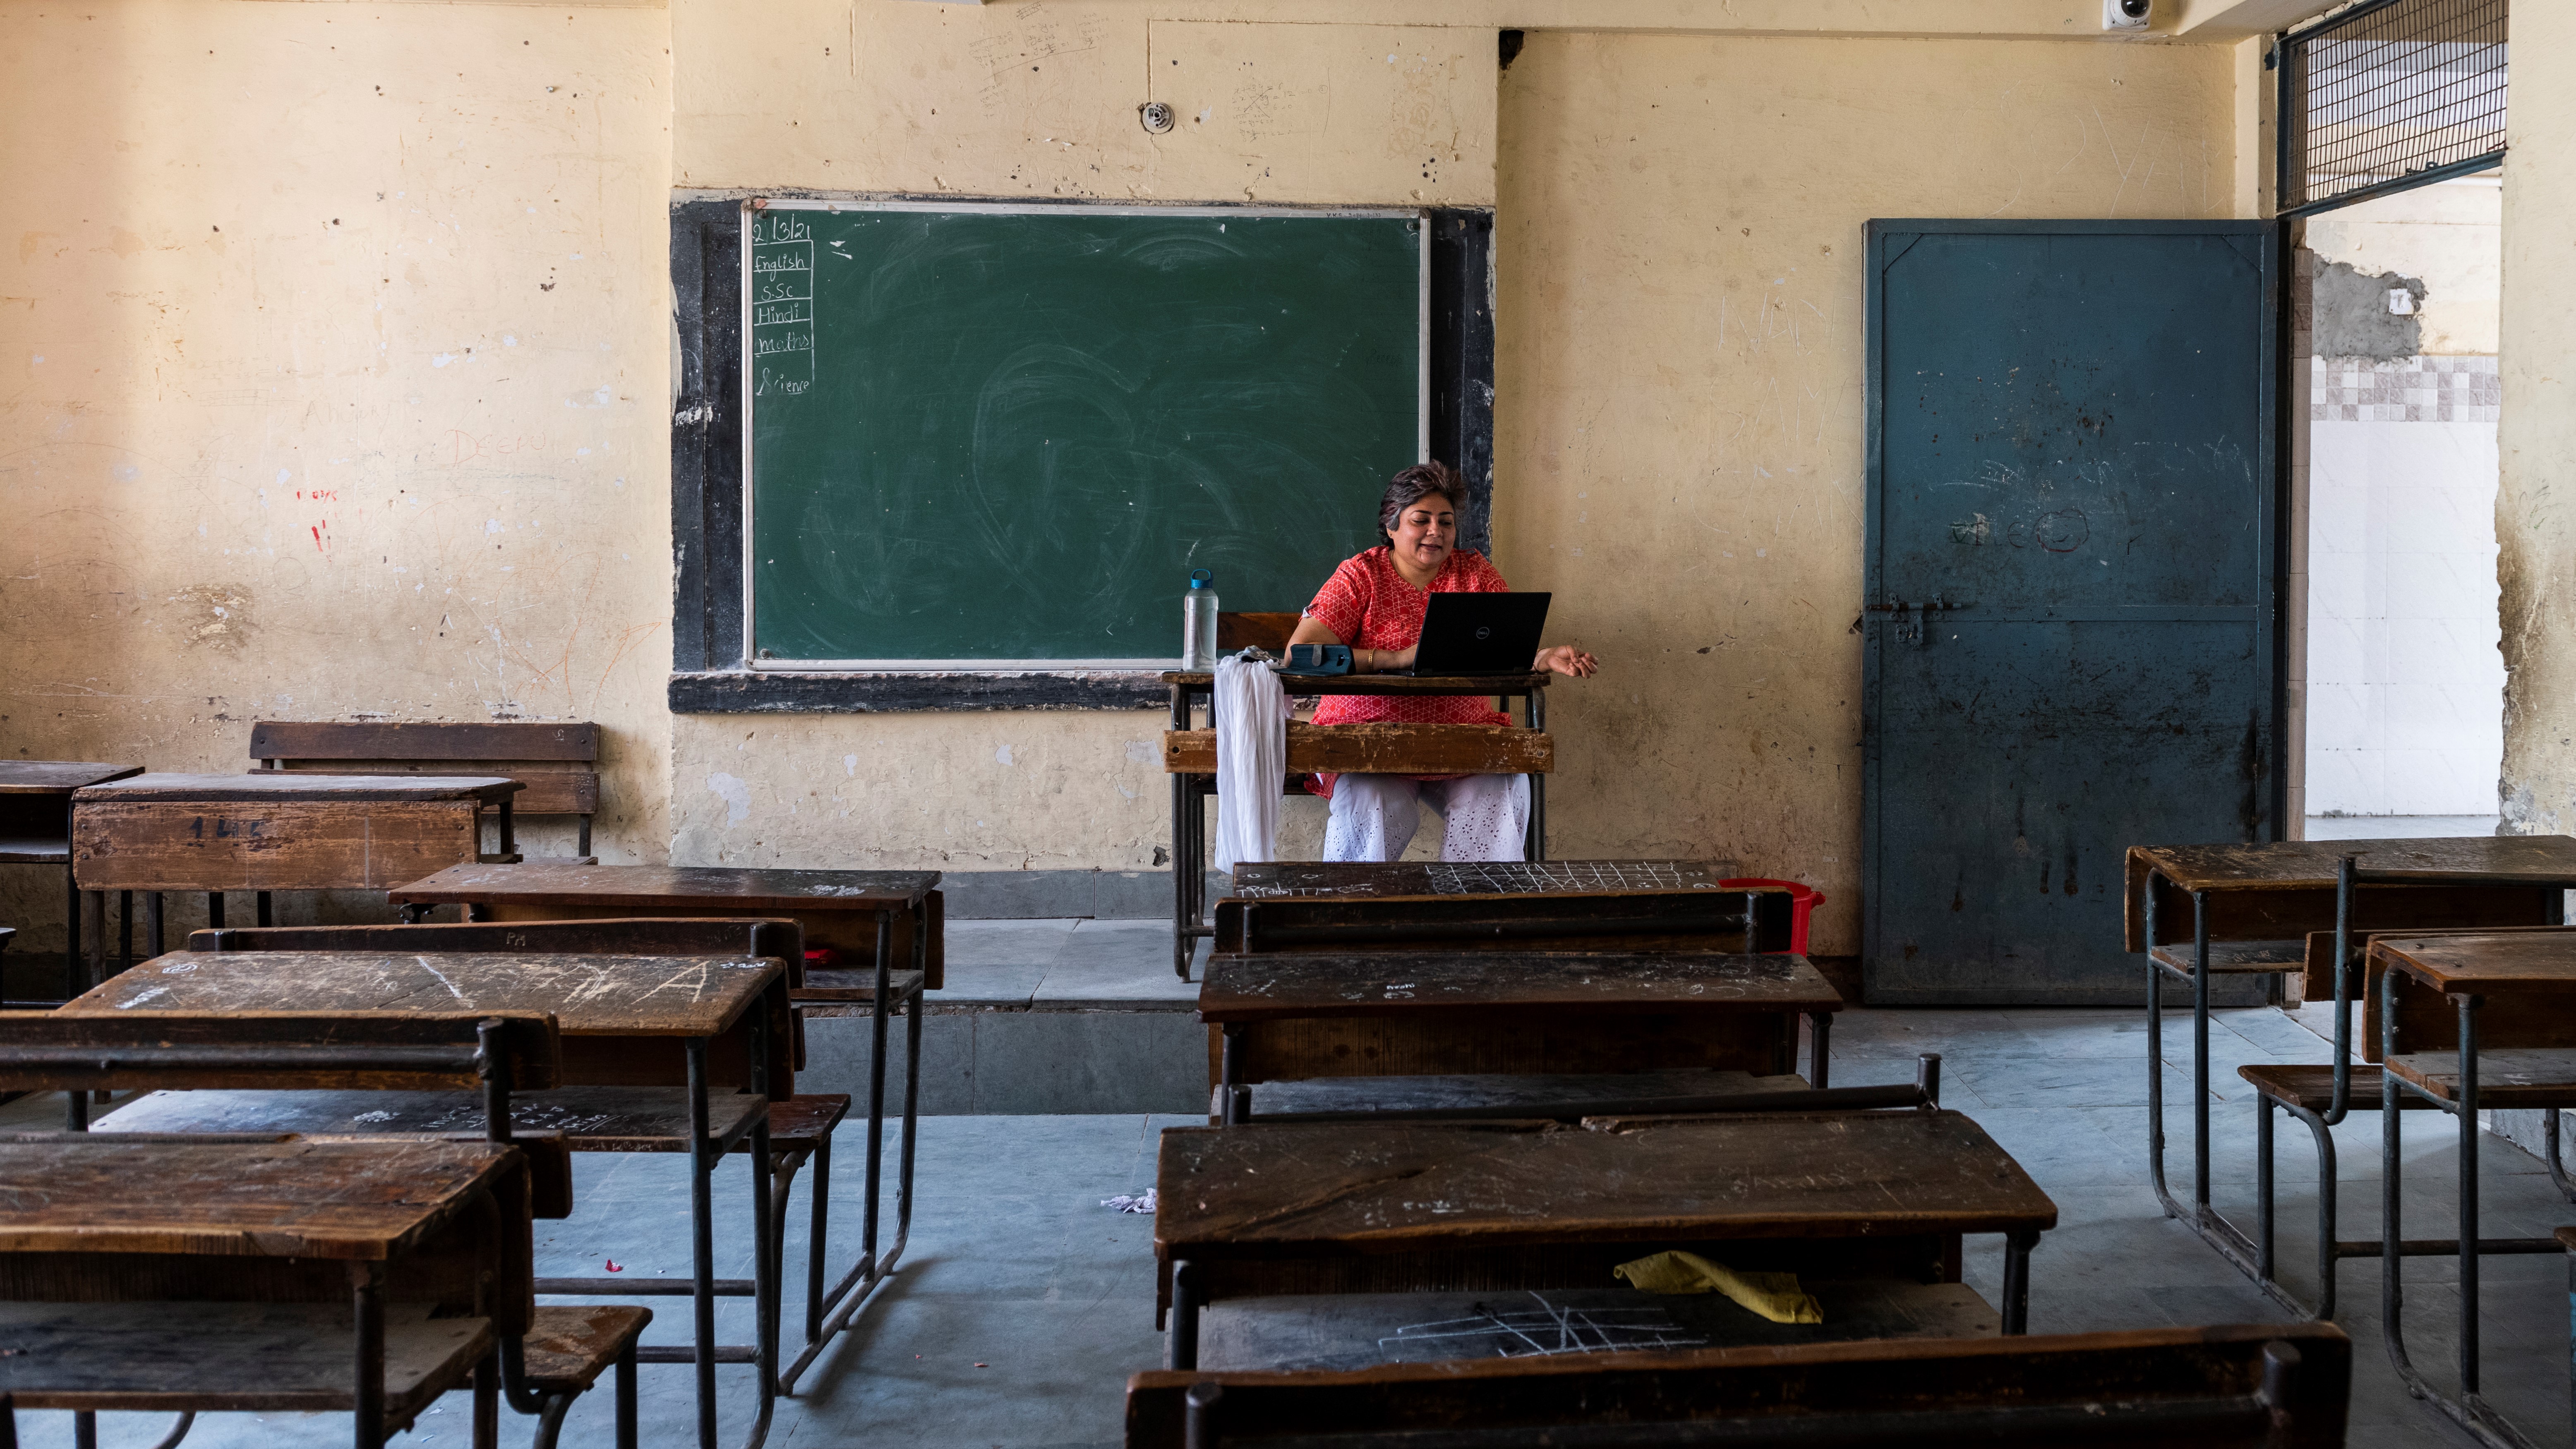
[1323,774,1530,863]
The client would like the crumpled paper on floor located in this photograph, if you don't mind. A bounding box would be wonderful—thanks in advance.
[1101,1190,1157,1214]
[1613,1250,1822,1324]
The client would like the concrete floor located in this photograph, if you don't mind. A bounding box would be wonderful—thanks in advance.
[11,975,2573,1447]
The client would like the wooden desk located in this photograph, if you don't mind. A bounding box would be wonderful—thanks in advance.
[68,773,525,960]
[0,761,141,1005]
[0,1135,524,1449]
[1154,1110,2055,1370]
[65,948,784,1449]
[2121,836,2576,1323]
[376,867,939,1392]
[384,861,944,994]
[2367,931,2576,1449]
[1227,860,1729,898]
[1162,671,1553,979]
[1198,950,1843,1121]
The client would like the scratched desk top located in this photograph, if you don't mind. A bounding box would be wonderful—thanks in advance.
[71,773,523,805]
[0,1135,518,1260]
[1199,952,1841,1023]
[62,951,781,1038]
[2127,838,2576,893]
[0,762,143,796]
[1227,862,1745,900]
[2370,932,2576,993]
[388,862,940,910]
[1157,1111,2055,1257]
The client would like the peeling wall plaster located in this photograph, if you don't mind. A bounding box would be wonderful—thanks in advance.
[2497,3,2576,838]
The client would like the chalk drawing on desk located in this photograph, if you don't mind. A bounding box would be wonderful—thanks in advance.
[1380,1293,1706,1360]
[752,214,817,398]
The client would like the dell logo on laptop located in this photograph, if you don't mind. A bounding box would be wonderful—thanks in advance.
[1474,626,1491,640]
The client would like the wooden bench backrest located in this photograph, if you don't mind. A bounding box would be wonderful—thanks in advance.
[250,720,600,818]
[1217,613,1300,654]
[2136,875,2561,953]
[1214,889,1795,955]
[0,1010,562,1092]
[192,916,804,965]
[1126,1322,2350,1449]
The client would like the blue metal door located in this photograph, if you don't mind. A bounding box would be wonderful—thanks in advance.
[1864,222,2281,1005]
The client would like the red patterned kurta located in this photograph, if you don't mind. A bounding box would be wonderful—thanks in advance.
[1302,546,1516,797]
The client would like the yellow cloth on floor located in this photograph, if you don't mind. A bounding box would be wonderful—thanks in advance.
[1613,1251,1823,1324]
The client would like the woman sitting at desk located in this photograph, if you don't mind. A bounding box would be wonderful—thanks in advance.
[1289,462,1598,863]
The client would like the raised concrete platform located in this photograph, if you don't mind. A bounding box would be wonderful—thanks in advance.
[798,919,1210,1116]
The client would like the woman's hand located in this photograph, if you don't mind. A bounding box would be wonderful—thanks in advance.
[1535,645,1598,678]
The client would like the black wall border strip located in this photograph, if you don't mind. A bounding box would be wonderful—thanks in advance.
[667,194,1494,715]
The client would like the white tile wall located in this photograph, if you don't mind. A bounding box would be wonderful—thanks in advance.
[2304,357,2503,817]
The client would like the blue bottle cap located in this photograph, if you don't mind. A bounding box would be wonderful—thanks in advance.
[1189,569,1215,589]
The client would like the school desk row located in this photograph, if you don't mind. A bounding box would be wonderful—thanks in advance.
[1137,862,2364,1448]
[2128,833,2576,1449]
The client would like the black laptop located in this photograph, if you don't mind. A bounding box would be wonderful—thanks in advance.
[1394,592,1552,676]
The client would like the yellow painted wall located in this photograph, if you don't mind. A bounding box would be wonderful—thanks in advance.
[1489,31,2234,952]
[2497,2,2576,836]
[0,0,674,950]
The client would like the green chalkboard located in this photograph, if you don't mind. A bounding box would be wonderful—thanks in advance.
[744,204,1425,664]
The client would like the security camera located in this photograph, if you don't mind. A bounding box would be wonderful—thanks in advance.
[2104,0,2152,29]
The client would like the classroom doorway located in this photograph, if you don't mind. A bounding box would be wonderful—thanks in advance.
[2291,175,2504,845]
[1860,221,2283,1006]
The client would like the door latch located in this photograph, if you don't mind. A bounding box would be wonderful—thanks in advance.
[1866,596,1971,647]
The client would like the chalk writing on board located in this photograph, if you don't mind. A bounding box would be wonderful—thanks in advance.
[751,214,816,398]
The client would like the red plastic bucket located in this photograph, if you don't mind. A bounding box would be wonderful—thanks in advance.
[1719,878,1824,954]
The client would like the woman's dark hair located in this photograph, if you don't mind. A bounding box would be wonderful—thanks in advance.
[1379,461,1468,542]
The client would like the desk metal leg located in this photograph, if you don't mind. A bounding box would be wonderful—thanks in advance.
[1219,1024,1247,1125]
[1807,1011,1832,1090]
[146,893,164,959]
[1167,1260,1201,1372]
[61,857,79,1002]
[2000,1229,2039,1335]
[2192,891,2211,1214]
[256,891,272,927]
[1526,688,1546,862]
[207,892,224,930]
[118,891,132,977]
[686,1039,717,1449]
[861,910,891,1304]
[351,1262,387,1449]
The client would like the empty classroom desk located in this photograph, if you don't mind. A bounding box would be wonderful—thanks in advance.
[2123,836,2576,1315]
[248,718,604,860]
[1124,1322,2353,1449]
[2371,930,2576,1449]
[0,1136,529,1449]
[1154,1110,2056,1371]
[1163,671,1554,977]
[61,948,784,1449]
[0,761,139,1005]
[69,773,524,959]
[1199,949,1844,1123]
[385,862,936,1384]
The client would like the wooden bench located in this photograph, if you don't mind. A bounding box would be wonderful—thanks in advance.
[69,774,527,960]
[59,948,784,1449]
[178,916,890,1394]
[0,1015,645,1449]
[1199,949,1845,1123]
[1126,1322,2353,1448]
[1154,1110,2056,1372]
[252,720,602,860]
[2124,838,2576,1320]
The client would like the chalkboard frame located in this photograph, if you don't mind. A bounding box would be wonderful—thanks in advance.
[741,199,1430,670]
[669,195,1496,714]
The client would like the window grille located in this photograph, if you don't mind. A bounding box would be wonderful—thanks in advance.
[2277,0,2506,216]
